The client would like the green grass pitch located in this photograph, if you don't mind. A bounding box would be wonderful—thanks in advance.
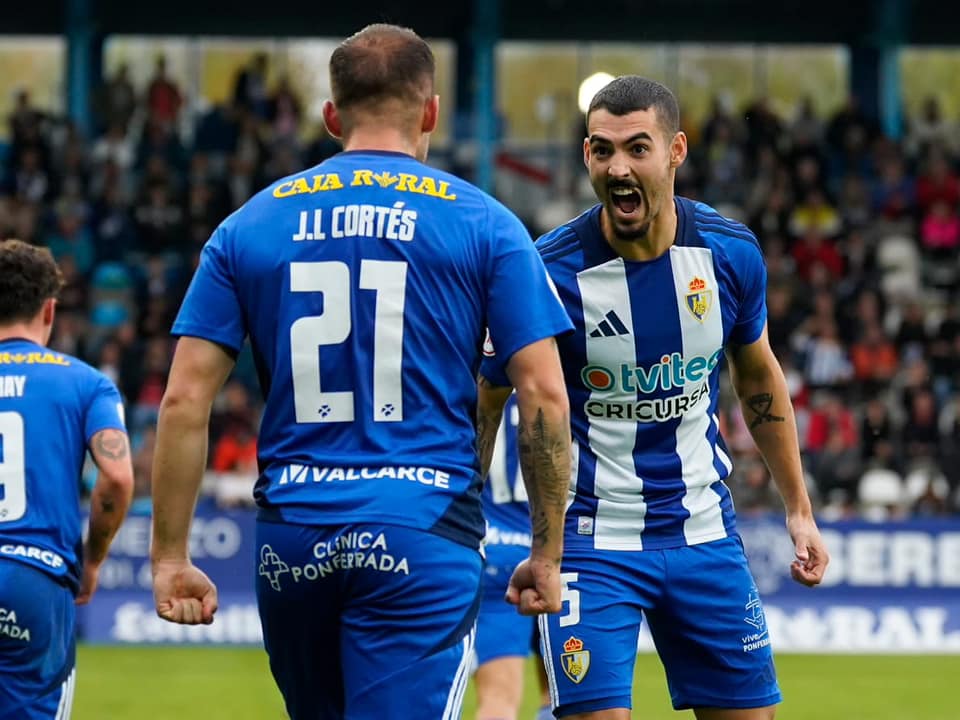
[73,646,957,719]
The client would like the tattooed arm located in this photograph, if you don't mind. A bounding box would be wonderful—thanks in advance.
[502,336,570,614]
[79,427,134,603]
[727,324,828,586]
[476,375,513,478]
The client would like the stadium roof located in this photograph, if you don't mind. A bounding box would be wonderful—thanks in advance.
[5,0,958,46]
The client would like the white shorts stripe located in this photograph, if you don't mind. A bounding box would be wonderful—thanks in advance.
[54,668,76,720]
[538,614,560,708]
[442,625,474,720]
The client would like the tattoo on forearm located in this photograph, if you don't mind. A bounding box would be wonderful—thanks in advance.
[94,430,129,460]
[518,408,568,556]
[476,410,499,478]
[746,392,785,428]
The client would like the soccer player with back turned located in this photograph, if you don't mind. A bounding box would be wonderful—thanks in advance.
[480,76,830,720]
[149,24,573,720]
[0,239,134,720]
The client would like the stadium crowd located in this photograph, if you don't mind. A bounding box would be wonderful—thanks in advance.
[1,56,958,520]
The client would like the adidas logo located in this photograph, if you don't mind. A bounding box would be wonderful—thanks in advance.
[589,310,630,338]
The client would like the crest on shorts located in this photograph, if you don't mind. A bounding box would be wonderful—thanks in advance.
[560,636,591,684]
[685,276,712,322]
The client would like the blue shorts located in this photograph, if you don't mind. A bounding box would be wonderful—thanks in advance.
[475,542,537,666]
[538,536,781,717]
[255,521,483,720]
[0,561,76,720]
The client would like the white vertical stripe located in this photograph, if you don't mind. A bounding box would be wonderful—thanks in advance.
[55,668,76,720]
[568,438,580,510]
[537,614,560,709]
[442,626,474,720]
[64,668,76,719]
[577,260,646,550]
[669,247,727,544]
[713,413,733,474]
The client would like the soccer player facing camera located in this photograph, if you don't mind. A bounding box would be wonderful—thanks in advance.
[479,76,829,720]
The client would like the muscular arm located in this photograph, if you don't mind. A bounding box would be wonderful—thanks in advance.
[150,336,235,565]
[86,429,134,565]
[476,376,512,478]
[727,324,829,586]
[504,337,570,562]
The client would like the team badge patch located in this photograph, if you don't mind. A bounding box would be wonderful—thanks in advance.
[685,276,712,322]
[560,636,590,684]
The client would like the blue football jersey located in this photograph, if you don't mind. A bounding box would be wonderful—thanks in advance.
[481,394,532,548]
[174,151,572,549]
[0,339,125,592]
[483,198,767,551]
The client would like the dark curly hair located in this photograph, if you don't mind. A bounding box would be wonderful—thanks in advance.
[0,239,64,325]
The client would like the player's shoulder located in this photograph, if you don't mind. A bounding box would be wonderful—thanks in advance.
[535,204,599,266]
[5,344,116,392]
[683,197,760,252]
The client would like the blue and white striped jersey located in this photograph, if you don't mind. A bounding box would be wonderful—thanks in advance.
[483,198,767,551]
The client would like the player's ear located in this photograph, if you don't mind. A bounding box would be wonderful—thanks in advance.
[322,100,343,139]
[41,297,56,336]
[421,95,439,134]
[583,137,591,168]
[670,130,688,168]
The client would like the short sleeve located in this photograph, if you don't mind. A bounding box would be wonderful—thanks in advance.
[730,240,768,346]
[84,372,127,442]
[172,225,247,352]
[483,204,572,379]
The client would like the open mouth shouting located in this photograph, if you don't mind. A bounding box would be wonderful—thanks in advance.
[610,185,643,219]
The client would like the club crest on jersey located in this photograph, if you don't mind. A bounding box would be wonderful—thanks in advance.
[560,636,590,684]
[685,276,712,322]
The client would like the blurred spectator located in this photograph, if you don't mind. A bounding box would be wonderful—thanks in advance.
[860,397,899,467]
[919,199,960,260]
[233,53,270,120]
[905,96,955,160]
[789,187,841,239]
[145,55,183,130]
[94,64,138,134]
[791,227,844,282]
[268,75,303,144]
[849,321,898,393]
[872,155,915,221]
[915,150,960,217]
[902,389,941,461]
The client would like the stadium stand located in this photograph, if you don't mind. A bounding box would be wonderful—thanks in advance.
[1,51,959,520]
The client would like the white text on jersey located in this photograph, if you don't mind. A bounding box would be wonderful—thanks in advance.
[292,202,418,242]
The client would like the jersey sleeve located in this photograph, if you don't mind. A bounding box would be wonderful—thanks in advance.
[84,372,127,442]
[479,330,512,387]
[730,239,768,346]
[171,224,247,353]
[483,204,572,380]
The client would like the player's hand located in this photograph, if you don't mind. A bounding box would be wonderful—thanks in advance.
[75,561,100,605]
[787,513,829,587]
[506,554,562,615]
[152,558,219,625]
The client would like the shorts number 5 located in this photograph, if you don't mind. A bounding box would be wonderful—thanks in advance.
[559,572,580,628]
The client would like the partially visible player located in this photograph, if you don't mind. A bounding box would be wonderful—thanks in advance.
[0,239,134,719]
[474,391,553,720]
[479,76,829,720]
[149,23,572,720]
